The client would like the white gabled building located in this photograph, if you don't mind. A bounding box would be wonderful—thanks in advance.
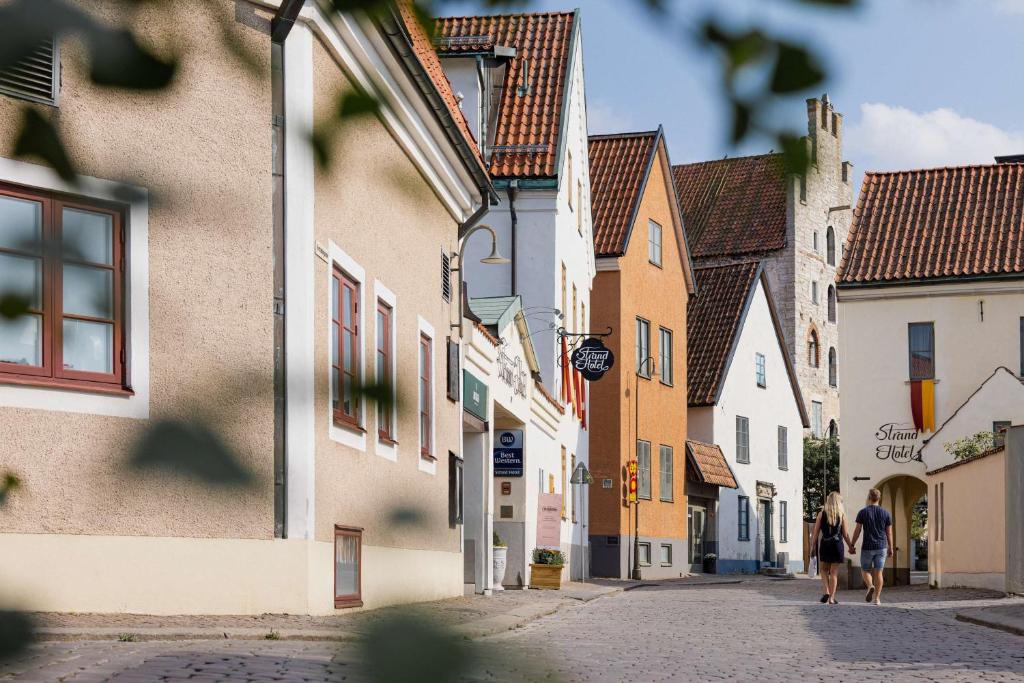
[434,10,595,581]
[687,262,808,574]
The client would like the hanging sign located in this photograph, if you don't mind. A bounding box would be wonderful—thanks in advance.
[493,429,524,477]
[626,459,638,503]
[571,337,614,381]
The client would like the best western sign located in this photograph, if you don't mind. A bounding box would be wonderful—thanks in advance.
[494,429,524,477]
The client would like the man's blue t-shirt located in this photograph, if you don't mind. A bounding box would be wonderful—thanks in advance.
[856,505,892,551]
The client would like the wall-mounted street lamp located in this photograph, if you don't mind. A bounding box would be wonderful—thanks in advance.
[451,224,510,332]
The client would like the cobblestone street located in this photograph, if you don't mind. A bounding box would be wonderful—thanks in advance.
[4,579,1024,682]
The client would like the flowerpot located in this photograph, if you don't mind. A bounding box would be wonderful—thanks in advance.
[492,546,508,591]
[530,563,563,589]
[702,557,717,574]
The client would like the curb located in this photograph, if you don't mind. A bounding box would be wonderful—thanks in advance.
[955,613,1024,638]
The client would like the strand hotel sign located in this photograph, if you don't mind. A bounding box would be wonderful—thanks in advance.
[874,422,923,463]
[570,337,614,381]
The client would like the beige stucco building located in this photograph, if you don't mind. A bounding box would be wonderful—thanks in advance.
[0,0,491,614]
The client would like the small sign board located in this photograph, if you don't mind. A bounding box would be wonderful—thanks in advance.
[536,492,562,548]
[493,429,524,477]
[571,337,615,381]
[570,461,593,485]
[463,371,488,421]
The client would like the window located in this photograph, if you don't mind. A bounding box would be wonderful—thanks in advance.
[577,181,584,235]
[419,333,433,458]
[441,251,451,302]
[777,426,788,470]
[659,327,673,385]
[376,301,393,440]
[648,220,662,266]
[827,286,836,323]
[449,453,463,526]
[808,329,820,368]
[826,226,836,266]
[812,401,823,437]
[780,501,788,543]
[828,347,837,388]
[813,230,819,252]
[561,445,567,520]
[828,419,838,441]
[567,150,573,210]
[660,543,672,566]
[811,281,819,305]
[908,322,935,380]
[638,542,651,566]
[0,187,127,392]
[738,496,750,541]
[636,318,651,378]
[332,267,360,426]
[659,445,674,502]
[334,526,362,608]
[755,353,766,388]
[736,416,750,464]
[0,39,60,106]
[637,440,651,499]
[994,421,1012,449]
[799,174,807,202]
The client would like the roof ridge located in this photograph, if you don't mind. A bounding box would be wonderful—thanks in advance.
[672,151,784,169]
[864,162,1024,176]
[692,260,762,272]
[588,130,660,141]
[434,10,577,21]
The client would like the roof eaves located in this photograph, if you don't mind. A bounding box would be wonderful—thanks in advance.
[657,130,697,295]
[926,445,1005,476]
[552,8,581,193]
[760,270,811,428]
[710,261,763,407]
[616,127,661,257]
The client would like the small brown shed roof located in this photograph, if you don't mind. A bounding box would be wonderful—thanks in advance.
[686,440,738,489]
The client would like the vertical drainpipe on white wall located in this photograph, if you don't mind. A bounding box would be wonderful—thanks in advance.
[282,21,317,542]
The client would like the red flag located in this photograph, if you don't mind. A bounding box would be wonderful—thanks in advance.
[560,336,570,404]
[572,368,582,419]
[579,375,587,429]
[910,380,923,431]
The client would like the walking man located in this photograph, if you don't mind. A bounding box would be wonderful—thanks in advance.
[849,488,893,605]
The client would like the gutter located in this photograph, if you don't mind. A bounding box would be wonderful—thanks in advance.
[507,181,518,294]
[269,0,305,539]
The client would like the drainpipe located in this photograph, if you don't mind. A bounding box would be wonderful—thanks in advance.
[507,180,518,295]
[476,55,487,159]
[270,0,304,539]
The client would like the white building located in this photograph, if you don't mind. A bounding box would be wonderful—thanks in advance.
[838,160,1024,587]
[687,261,808,573]
[435,11,594,581]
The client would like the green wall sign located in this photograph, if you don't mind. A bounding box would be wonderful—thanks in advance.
[463,370,488,421]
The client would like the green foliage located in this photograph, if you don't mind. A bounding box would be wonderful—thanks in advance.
[531,548,564,565]
[360,613,471,683]
[117,633,139,642]
[910,498,927,541]
[0,612,34,662]
[264,630,280,640]
[0,472,21,507]
[944,431,997,461]
[803,435,840,521]
[493,531,506,548]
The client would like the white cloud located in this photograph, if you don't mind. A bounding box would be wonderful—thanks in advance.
[586,98,637,136]
[991,0,1024,14]
[845,103,1024,173]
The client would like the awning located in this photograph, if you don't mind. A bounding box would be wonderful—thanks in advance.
[686,440,738,489]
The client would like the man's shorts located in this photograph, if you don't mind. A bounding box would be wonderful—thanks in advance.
[861,547,887,571]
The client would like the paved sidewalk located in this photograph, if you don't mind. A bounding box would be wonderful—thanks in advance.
[28,582,619,643]
[957,601,1024,637]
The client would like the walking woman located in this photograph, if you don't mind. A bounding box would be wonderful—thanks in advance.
[810,492,853,604]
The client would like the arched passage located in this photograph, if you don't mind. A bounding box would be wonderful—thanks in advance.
[857,474,929,588]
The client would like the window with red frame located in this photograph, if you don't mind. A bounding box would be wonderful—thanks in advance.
[375,300,393,440]
[0,185,126,393]
[333,525,362,608]
[419,333,432,458]
[331,267,360,426]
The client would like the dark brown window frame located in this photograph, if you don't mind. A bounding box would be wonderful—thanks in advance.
[0,182,128,394]
[375,299,393,441]
[332,266,360,427]
[333,525,363,609]
[419,332,433,459]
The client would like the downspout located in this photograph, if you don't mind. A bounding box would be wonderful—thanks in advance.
[476,55,487,159]
[507,181,518,295]
[270,0,304,539]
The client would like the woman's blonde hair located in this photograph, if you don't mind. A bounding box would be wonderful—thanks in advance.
[823,491,844,527]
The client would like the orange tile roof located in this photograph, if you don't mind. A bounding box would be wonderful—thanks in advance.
[396,4,488,179]
[588,131,659,256]
[686,261,761,406]
[686,440,738,489]
[434,11,576,179]
[926,445,1005,476]
[840,163,1024,285]
[672,154,788,258]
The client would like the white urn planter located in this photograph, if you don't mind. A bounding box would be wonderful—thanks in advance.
[492,546,508,591]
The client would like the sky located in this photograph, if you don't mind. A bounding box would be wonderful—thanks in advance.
[439,0,1024,189]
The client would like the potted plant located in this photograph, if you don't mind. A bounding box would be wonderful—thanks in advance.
[530,548,565,589]
[702,553,717,574]
[492,532,508,591]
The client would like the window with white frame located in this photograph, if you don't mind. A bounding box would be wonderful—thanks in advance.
[777,425,788,470]
[638,542,651,566]
[738,496,750,540]
[780,501,788,543]
[755,352,766,388]
[659,327,673,385]
[660,543,672,566]
[419,332,433,459]
[659,445,673,502]
[648,220,662,266]
[637,440,651,499]
[332,266,360,427]
[636,318,651,378]
[736,416,750,463]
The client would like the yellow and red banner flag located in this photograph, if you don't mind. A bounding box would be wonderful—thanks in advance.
[910,379,936,432]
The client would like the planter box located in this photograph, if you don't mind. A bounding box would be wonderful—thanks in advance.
[530,563,563,589]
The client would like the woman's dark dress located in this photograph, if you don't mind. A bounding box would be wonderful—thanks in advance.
[818,515,845,564]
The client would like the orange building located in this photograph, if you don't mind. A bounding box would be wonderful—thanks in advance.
[586,129,696,578]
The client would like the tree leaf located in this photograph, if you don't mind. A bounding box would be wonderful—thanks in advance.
[0,295,30,321]
[0,472,21,507]
[771,43,825,94]
[730,99,751,144]
[13,108,76,182]
[0,611,35,662]
[789,0,858,6]
[128,419,255,487]
[780,133,810,176]
[361,614,471,683]
[0,0,92,71]
[336,89,380,120]
[86,28,177,90]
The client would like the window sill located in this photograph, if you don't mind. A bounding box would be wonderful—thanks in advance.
[0,374,133,396]
[778,467,789,472]
[420,452,436,461]
[756,383,766,390]
[333,418,366,434]
[659,380,674,388]
[378,435,398,446]
[659,497,673,503]
[334,598,363,609]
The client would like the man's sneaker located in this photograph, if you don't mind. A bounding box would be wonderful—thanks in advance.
[865,587,876,602]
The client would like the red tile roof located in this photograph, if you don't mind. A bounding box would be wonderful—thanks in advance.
[396,4,488,179]
[686,261,761,406]
[588,131,659,256]
[926,445,1005,476]
[840,164,1024,285]
[686,440,738,489]
[434,11,576,179]
[672,154,788,258]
